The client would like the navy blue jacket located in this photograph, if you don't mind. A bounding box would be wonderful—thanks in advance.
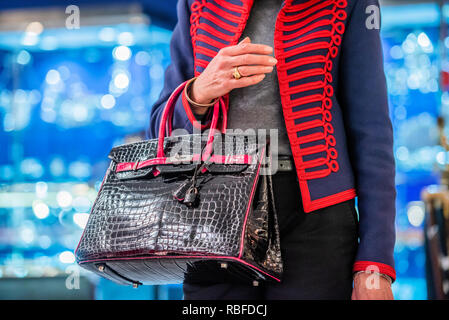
[147,0,396,280]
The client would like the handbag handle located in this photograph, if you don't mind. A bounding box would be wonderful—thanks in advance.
[164,84,228,137]
[156,80,223,159]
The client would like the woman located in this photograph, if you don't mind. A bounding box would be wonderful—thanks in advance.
[148,0,395,300]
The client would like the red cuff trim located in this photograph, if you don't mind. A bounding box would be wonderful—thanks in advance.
[181,85,211,130]
[353,261,396,282]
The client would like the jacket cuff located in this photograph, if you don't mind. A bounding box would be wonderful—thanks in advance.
[353,261,396,282]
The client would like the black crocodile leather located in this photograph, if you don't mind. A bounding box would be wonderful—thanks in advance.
[76,134,283,286]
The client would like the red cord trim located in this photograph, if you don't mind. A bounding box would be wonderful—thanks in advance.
[278,68,325,85]
[301,185,356,212]
[278,10,335,31]
[276,55,328,72]
[353,261,397,282]
[283,0,328,12]
[281,0,334,20]
[216,0,250,14]
[277,8,344,32]
[197,23,234,41]
[195,34,227,50]
[286,119,323,132]
[279,80,329,96]
[274,0,350,211]
[286,106,324,120]
[281,30,334,51]
[204,2,242,23]
[196,58,210,69]
[295,131,325,144]
[195,45,219,59]
[201,11,240,33]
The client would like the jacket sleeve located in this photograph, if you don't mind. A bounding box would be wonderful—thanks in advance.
[338,0,396,281]
[147,0,208,139]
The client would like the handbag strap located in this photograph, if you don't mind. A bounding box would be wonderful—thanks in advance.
[157,80,224,159]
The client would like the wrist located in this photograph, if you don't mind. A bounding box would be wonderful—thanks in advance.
[353,271,392,286]
[190,77,213,105]
[191,105,209,116]
[184,77,218,116]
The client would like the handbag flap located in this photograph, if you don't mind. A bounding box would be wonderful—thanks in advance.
[108,134,266,179]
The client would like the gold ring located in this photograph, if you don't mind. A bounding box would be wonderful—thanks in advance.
[233,66,242,80]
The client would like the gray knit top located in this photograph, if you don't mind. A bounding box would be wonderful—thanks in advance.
[227,0,291,156]
[196,0,292,156]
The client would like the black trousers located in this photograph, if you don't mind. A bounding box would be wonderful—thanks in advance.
[183,170,359,300]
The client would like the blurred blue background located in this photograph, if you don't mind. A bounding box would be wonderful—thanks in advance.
[0,0,447,300]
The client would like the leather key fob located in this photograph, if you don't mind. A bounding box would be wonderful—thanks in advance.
[172,180,191,202]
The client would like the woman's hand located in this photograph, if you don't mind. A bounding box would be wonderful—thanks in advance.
[189,36,277,115]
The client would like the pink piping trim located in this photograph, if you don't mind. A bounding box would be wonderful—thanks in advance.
[74,167,110,258]
[152,168,161,177]
[116,154,254,173]
[202,101,221,159]
[238,145,265,259]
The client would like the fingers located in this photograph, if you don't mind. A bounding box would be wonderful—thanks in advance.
[228,54,277,67]
[201,37,277,95]
[221,36,273,56]
[236,65,274,77]
[224,42,274,56]
[228,73,266,89]
[238,36,251,45]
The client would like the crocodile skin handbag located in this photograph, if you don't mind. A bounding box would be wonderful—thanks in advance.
[75,81,283,288]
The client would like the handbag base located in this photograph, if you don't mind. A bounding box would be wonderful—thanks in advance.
[80,255,281,287]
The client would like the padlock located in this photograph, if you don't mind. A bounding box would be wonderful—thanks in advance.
[184,186,199,207]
